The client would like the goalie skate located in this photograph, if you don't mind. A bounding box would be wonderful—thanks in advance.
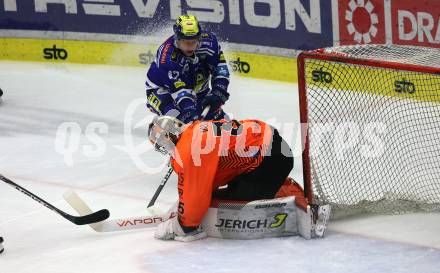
[311,204,331,238]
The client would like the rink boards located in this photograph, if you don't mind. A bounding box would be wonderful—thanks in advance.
[0,37,298,83]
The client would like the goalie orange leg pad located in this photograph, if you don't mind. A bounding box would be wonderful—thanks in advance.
[275,177,308,212]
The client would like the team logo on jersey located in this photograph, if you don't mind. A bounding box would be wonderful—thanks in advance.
[339,0,385,45]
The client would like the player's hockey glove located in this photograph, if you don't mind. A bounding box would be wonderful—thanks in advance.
[155,216,207,242]
[201,87,229,114]
[176,105,200,124]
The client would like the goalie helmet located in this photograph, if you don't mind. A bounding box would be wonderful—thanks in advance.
[173,15,202,40]
[148,116,184,155]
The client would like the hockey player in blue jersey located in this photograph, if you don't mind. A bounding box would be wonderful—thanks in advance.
[145,15,230,123]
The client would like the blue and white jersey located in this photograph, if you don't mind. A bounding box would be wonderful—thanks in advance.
[145,32,230,122]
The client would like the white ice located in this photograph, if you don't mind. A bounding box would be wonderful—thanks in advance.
[0,61,439,273]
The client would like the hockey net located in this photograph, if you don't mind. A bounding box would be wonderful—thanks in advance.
[298,44,440,218]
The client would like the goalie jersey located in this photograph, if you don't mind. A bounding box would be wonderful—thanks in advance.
[170,119,274,228]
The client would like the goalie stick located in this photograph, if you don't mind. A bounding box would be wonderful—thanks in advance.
[147,167,173,208]
[0,174,110,225]
[63,190,175,232]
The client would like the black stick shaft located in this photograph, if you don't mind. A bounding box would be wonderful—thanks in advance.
[0,174,109,225]
[147,167,173,208]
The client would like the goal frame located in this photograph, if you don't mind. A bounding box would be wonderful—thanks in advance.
[297,47,440,204]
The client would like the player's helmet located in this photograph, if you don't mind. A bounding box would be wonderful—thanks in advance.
[148,116,184,155]
[173,15,202,40]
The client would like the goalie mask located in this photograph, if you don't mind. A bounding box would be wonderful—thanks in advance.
[148,116,184,155]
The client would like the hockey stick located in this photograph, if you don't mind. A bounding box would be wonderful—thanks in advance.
[146,105,211,208]
[147,167,173,208]
[0,174,110,225]
[63,190,175,232]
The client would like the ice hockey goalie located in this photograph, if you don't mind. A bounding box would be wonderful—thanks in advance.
[148,116,331,242]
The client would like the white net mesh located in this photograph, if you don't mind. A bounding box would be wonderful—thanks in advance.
[300,44,440,219]
[322,44,440,68]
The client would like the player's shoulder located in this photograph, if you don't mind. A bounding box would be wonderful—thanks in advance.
[200,31,219,42]
[155,36,183,70]
[197,31,220,54]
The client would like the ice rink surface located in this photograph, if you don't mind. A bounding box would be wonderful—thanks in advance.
[0,61,439,273]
